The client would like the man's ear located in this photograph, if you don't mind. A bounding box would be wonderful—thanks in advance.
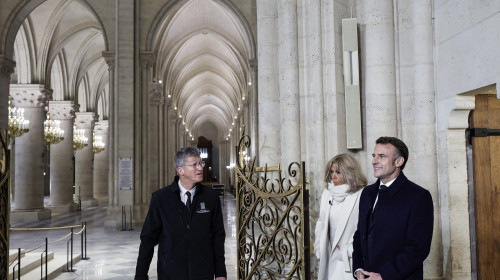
[177,167,183,176]
[395,157,404,168]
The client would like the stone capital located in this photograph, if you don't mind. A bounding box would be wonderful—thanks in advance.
[10,84,52,108]
[0,56,16,78]
[75,112,98,129]
[149,82,164,106]
[140,52,155,70]
[102,51,115,71]
[48,101,78,120]
[94,120,109,135]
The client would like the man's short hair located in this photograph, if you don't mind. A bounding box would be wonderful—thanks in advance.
[376,136,409,170]
[174,147,201,169]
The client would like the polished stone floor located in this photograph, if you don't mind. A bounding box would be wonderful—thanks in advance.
[9,192,238,280]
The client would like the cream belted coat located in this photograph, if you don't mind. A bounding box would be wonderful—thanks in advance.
[314,184,362,280]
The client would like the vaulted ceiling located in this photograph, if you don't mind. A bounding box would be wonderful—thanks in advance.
[12,0,108,119]
[151,0,253,140]
[11,0,254,138]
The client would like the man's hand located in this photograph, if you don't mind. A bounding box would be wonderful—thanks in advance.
[356,269,382,279]
[215,277,226,280]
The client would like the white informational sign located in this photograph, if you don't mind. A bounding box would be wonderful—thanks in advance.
[119,157,133,190]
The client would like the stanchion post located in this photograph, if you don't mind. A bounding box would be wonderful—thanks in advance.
[41,237,48,280]
[83,222,89,260]
[129,205,134,230]
[81,222,84,259]
[16,247,21,280]
[70,228,74,270]
[121,206,125,230]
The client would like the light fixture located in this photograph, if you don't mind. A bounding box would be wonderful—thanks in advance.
[92,131,105,154]
[242,97,245,100]
[73,123,88,151]
[43,104,64,148]
[8,96,29,138]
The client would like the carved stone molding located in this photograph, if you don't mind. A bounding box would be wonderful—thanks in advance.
[0,56,15,78]
[102,51,115,71]
[94,120,109,135]
[140,52,155,70]
[48,101,78,120]
[75,112,98,129]
[168,111,178,126]
[10,84,53,108]
[149,82,164,106]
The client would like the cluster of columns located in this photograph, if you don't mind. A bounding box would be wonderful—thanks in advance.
[8,84,109,221]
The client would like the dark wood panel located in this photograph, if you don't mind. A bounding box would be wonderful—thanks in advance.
[471,94,500,279]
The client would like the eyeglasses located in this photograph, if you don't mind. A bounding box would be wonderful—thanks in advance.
[183,161,205,169]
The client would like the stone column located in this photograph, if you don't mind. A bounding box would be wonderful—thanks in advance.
[47,101,78,212]
[74,112,97,207]
[278,0,300,166]
[248,59,259,158]
[10,84,52,221]
[363,0,397,167]
[102,51,116,206]
[148,82,162,198]
[93,120,109,201]
[257,0,281,166]
[412,0,442,277]
[166,109,177,183]
[140,52,154,203]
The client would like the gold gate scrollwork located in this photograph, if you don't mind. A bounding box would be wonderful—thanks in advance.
[236,134,310,280]
[0,130,10,280]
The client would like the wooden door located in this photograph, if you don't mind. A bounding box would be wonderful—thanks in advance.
[470,94,500,279]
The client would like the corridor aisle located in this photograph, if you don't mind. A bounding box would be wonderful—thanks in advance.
[9,192,238,279]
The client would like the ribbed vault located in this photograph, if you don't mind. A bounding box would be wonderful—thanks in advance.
[152,0,252,140]
[12,0,108,119]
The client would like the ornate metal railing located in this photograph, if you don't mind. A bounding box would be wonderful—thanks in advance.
[1,130,10,280]
[236,134,310,280]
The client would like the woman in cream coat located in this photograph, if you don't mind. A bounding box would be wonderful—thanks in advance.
[314,154,367,280]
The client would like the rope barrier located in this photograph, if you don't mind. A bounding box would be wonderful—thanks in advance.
[10,224,81,231]
[8,224,88,267]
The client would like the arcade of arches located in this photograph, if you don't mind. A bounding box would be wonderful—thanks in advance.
[1,0,500,279]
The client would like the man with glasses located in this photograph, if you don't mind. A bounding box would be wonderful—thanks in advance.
[135,147,227,280]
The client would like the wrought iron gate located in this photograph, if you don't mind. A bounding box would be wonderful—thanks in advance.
[0,131,10,280]
[236,134,310,280]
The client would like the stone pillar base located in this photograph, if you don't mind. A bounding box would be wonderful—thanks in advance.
[10,209,51,223]
[46,203,78,213]
[80,198,98,207]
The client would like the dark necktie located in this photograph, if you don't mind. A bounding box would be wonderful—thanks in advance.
[186,191,192,213]
[371,185,387,222]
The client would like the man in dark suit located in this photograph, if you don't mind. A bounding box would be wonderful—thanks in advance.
[352,137,433,280]
[135,147,227,280]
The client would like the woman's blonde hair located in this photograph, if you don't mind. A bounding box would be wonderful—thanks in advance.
[324,153,367,193]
